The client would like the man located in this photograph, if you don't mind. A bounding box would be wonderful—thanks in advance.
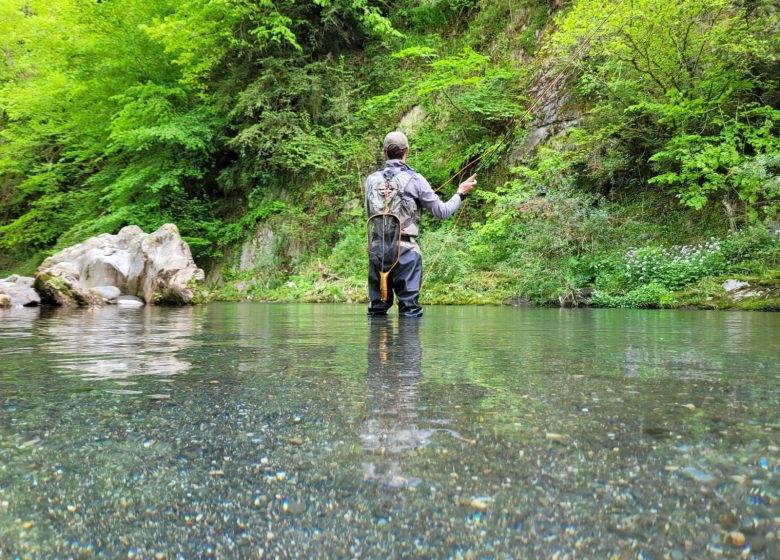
[364,131,477,317]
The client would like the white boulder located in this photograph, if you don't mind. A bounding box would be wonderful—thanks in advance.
[722,279,749,293]
[34,224,204,306]
[0,275,41,307]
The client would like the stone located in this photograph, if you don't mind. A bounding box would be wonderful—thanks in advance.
[504,297,534,307]
[89,285,121,303]
[726,531,746,547]
[240,225,275,271]
[578,287,594,301]
[719,512,739,530]
[748,535,767,553]
[722,279,749,292]
[545,432,571,445]
[0,275,41,307]
[398,105,425,136]
[34,224,204,306]
[236,216,304,274]
[117,295,145,307]
[4,275,34,288]
[284,500,306,515]
[468,498,491,512]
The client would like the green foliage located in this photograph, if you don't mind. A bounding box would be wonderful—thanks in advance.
[0,0,178,256]
[648,105,780,214]
[470,186,615,304]
[660,269,780,310]
[718,223,780,272]
[328,222,368,279]
[420,229,471,285]
[407,0,477,31]
[142,0,300,86]
[591,224,780,307]
[629,242,727,290]
[364,45,524,124]
[591,282,670,309]
[551,0,780,220]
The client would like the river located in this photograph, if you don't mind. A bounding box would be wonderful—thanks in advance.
[1,304,778,558]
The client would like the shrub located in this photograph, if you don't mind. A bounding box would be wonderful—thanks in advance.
[622,241,727,291]
[328,222,368,280]
[591,282,669,308]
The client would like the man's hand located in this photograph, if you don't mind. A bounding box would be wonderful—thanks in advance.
[457,173,477,197]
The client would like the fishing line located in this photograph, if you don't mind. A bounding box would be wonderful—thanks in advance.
[421,0,627,290]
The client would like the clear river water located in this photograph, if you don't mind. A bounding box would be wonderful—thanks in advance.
[1,304,778,559]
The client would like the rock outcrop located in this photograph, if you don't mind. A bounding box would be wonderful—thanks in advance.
[0,275,41,307]
[34,224,204,306]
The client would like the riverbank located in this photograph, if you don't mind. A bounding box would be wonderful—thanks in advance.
[196,220,780,311]
[196,267,780,311]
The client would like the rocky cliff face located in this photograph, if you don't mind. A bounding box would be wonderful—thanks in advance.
[34,224,204,306]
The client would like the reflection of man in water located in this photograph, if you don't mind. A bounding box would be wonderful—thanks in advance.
[361,319,433,488]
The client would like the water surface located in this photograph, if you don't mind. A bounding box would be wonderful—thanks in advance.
[1,304,778,558]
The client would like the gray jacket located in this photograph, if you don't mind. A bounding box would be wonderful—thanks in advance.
[364,159,463,238]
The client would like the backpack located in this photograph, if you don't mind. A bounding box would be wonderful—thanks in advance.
[365,169,415,219]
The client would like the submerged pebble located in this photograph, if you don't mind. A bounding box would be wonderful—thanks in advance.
[681,466,715,484]
[545,433,571,445]
[719,512,739,530]
[726,531,746,547]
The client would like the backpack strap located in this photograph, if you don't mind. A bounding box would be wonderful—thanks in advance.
[386,168,415,197]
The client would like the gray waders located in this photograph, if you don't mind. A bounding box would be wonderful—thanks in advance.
[367,245,423,317]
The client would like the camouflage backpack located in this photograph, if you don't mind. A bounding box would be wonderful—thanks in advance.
[365,168,415,221]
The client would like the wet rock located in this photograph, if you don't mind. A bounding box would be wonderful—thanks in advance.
[283,499,306,515]
[504,297,535,307]
[719,512,739,530]
[578,287,594,303]
[643,425,671,439]
[681,466,715,484]
[117,295,145,307]
[35,224,204,306]
[725,531,746,547]
[749,535,767,553]
[0,275,41,307]
[469,498,491,512]
[545,433,571,446]
[89,285,121,303]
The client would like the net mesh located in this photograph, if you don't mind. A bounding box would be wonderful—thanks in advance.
[367,214,402,273]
